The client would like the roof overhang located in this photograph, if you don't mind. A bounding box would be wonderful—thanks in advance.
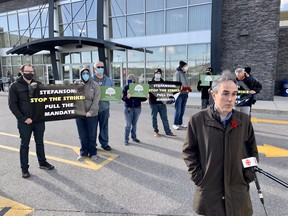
[6,36,133,55]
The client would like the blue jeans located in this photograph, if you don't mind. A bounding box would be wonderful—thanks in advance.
[124,107,141,142]
[174,93,188,125]
[76,116,97,156]
[150,104,172,134]
[95,108,110,147]
[17,120,46,171]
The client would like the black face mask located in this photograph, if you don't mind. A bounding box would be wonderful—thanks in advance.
[23,73,34,80]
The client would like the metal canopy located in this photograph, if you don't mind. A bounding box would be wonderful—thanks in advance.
[6,36,133,55]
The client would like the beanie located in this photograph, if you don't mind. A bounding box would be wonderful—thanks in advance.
[244,67,251,74]
[154,68,162,74]
[179,61,187,68]
[206,67,213,73]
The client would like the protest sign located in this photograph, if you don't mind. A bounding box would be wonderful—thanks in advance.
[199,74,217,86]
[30,84,86,122]
[100,86,122,101]
[148,81,181,104]
[128,83,149,98]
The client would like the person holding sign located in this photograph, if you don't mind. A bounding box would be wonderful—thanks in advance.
[75,66,100,161]
[172,61,192,130]
[234,68,262,116]
[183,71,258,216]
[122,74,147,145]
[93,61,114,151]
[8,64,54,178]
[197,67,213,109]
[149,69,176,137]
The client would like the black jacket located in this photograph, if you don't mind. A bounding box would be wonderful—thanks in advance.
[8,76,41,122]
[122,84,147,108]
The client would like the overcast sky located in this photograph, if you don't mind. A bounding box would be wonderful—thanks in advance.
[281,0,288,10]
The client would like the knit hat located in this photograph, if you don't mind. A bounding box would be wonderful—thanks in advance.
[154,68,162,74]
[244,67,251,74]
[179,61,187,68]
[206,67,213,73]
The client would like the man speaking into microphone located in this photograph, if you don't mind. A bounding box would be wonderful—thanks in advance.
[183,71,259,216]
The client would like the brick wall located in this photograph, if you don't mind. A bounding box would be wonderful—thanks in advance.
[220,0,281,100]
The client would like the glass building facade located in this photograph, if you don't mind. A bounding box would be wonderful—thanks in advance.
[0,0,212,89]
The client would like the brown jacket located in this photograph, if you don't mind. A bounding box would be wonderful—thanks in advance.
[183,107,258,216]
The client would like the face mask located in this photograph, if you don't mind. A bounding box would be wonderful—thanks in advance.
[155,74,161,79]
[97,68,104,74]
[127,79,133,84]
[23,73,33,80]
[182,66,188,72]
[82,73,90,82]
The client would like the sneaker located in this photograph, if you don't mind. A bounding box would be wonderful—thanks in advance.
[166,132,176,136]
[180,124,187,128]
[90,155,98,161]
[124,141,129,145]
[102,145,112,151]
[39,162,54,170]
[172,125,180,130]
[132,138,140,143]
[154,132,160,137]
[77,155,87,161]
[22,170,30,178]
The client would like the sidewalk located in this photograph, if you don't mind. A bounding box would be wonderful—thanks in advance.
[1,91,288,113]
[188,93,288,114]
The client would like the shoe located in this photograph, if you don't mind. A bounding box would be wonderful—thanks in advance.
[132,138,140,143]
[90,155,98,161]
[166,132,176,136]
[154,132,160,137]
[39,162,54,170]
[22,170,30,178]
[180,124,187,128]
[124,141,129,145]
[172,125,180,130]
[77,155,87,161]
[102,145,112,151]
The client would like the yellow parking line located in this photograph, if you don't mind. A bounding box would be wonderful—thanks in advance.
[0,196,33,216]
[251,117,288,125]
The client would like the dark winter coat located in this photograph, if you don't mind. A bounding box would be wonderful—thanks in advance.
[183,107,259,216]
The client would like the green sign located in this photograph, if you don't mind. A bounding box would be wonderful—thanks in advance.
[100,86,122,101]
[200,74,217,86]
[129,83,149,98]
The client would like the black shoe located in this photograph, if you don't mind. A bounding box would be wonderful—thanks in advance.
[22,170,30,178]
[39,162,55,170]
[132,138,140,143]
[102,145,112,151]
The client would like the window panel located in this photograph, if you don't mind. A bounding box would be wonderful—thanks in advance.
[110,0,126,16]
[9,31,19,47]
[189,4,211,31]
[87,20,97,37]
[112,50,127,62]
[8,14,18,31]
[165,60,179,81]
[72,1,86,22]
[166,45,186,61]
[1,56,11,65]
[73,22,86,36]
[81,51,91,63]
[146,0,164,11]
[92,51,99,63]
[33,55,43,64]
[189,0,212,5]
[110,16,125,38]
[71,52,81,64]
[29,10,41,29]
[58,4,72,24]
[0,33,10,48]
[146,47,165,61]
[127,0,144,14]
[59,24,73,36]
[86,0,97,20]
[0,16,8,32]
[146,11,164,35]
[22,55,32,64]
[127,62,144,83]
[41,8,49,27]
[166,8,187,33]
[30,28,42,40]
[166,0,187,8]
[128,49,144,62]
[127,14,144,37]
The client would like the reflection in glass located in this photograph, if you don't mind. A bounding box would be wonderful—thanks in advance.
[62,65,70,81]
[189,4,211,31]
[145,61,165,81]
[72,65,80,82]
[71,53,81,64]
[166,0,187,8]
[86,0,96,20]
[128,62,144,83]
[112,50,126,62]
[61,53,71,64]
[146,47,165,61]
[110,16,125,38]
[11,56,21,65]
[59,24,73,36]
[73,22,86,36]
[1,56,11,65]
[127,14,145,37]
[92,51,98,64]
[87,21,97,37]
[8,14,18,31]
[146,11,164,35]
[189,0,212,5]
[22,55,31,64]
[166,45,186,61]
[9,31,19,47]
[30,28,42,40]
[146,0,164,11]
[29,10,41,28]
[110,0,126,16]
[165,61,179,81]
[41,8,49,27]
[81,51,91,63]
[0,33,10,48]
[166,8,187,33]
[0,16,8,32]
[188,43,210,62]
[18,12,29,30]
[58,4,72,24]
[43,54,51,64]
[127,0,144,14]
[32,55,43,64]
[128,50,144,62]
[72,1,86,22]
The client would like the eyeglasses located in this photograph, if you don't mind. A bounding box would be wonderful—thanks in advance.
[97,66,104,69]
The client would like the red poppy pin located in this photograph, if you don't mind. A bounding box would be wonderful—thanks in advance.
[232,120,237,128]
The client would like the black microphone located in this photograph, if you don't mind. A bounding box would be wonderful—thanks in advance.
[242,141,264,205]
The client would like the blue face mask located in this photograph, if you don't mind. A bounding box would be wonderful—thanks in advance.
[97,68,104,74]
[82,73,90,82]
[155,74,161,79]
[127,79,133,84]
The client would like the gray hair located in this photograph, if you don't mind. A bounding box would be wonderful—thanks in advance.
[127,74,138,82]
[211,70,237,93]
[235,68,245,74]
